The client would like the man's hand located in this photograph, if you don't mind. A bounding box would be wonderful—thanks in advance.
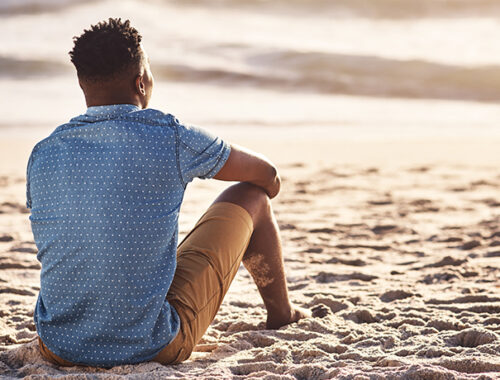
[214,144,281,199]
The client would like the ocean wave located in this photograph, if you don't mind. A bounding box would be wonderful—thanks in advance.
[154,49,500,102]
[172,0,500,19]
[0,56,71,78]
[2,50,500,103]
[0,0,96,15]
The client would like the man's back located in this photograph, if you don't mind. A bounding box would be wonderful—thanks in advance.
[28,104,229,366]
[31,18,306,368]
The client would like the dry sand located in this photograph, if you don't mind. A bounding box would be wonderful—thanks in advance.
[0,134,499,379]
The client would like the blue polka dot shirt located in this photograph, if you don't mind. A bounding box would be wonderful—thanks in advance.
[26,104,231,366]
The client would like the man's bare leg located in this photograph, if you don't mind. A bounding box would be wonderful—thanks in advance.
[213,182,310,329]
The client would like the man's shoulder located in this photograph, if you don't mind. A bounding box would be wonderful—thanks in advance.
[123,108,177,126]
[29,108,183,158]
[50,108,180,138]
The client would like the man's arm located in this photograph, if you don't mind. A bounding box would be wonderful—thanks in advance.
[214,144,281,199]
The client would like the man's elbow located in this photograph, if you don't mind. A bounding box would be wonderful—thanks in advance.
[268,164,278,183]
[266,164,281,199]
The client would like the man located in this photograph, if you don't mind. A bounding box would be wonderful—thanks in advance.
[27,18,309,367]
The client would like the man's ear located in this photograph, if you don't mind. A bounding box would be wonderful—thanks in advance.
[135,74,146,96]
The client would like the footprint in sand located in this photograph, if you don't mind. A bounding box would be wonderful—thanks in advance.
[229,300,257,308]
[424,256,467,268]
[409,199,440,213]
[426,319,467,331]
[438,236,463,243]
[0,259,40,270]
[280,198,312,205]
[343,309,378,324]
[448,328,498,348]
[371,225,398,235]
[368,200,393,206]
[279,223,297,231]
[9,246,37,254]
[0,235,14,242]
[457,240,481,250]
[0,286,36,297]
[307,296,349,314]
[308,227,336,234]
[335,243,390,252]
[408,166,431,173]
[479,198,500,207]
[433,303,500,314]
[288,282,308,291]
[426,295,500,305]
[438,357,500,374]
[470,180,497,188]
[487,231,500,239]
[449,186,468,192]
[485,250,500,258]
[318,168,352,178]
[314,271,378,283]
[0,202,29,214]
[421,271,461,284]
[484,317,500,325]
[326,257,366,267]
[379,290,414,303]
[302,247,323,254]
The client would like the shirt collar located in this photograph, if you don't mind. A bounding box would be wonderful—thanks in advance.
[52,104,142,136]
[85,104,141,119]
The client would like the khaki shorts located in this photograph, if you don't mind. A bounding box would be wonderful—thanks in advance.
[38,201,253,366]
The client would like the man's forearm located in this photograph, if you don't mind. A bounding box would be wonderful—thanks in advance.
[214,144,281,198]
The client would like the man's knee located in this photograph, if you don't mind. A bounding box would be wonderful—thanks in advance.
[213,183,270,225]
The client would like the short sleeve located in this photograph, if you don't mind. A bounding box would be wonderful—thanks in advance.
[175,120,231,186]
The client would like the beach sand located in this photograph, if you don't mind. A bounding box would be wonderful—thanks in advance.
[0,132,499,379]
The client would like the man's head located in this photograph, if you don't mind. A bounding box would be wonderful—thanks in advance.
[69,18,153,109]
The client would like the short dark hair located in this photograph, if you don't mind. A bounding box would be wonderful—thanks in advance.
[69,18,143,80]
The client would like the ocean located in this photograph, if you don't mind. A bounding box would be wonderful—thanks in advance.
[1,0,499,138]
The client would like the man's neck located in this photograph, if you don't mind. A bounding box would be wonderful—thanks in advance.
[85,93,142,109]
[80,77,144,109]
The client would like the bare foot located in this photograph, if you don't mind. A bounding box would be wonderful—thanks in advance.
[266,306,311,329]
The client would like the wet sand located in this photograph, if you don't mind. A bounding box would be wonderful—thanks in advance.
[0,135,499,379]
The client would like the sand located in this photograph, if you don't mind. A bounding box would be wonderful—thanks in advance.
[0,134,499,380]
